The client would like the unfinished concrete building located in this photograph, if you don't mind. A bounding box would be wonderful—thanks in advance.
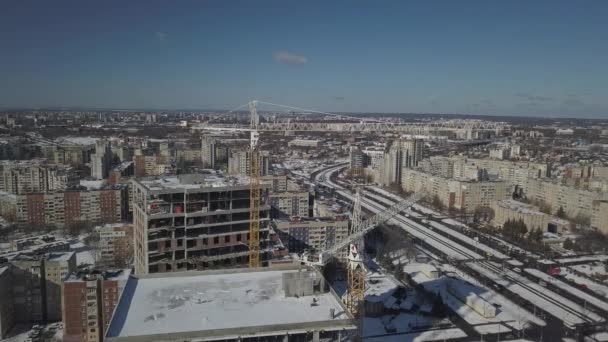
[132,173,271,275]
[105,266,355,342]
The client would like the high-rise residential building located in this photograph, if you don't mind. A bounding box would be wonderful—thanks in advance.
[591,200,608,235]
[349,146,367,170]
[133,154,170,177]
[13,188,125,227]
[489,147,509,160]
[273,217,349,254]
[380,138,424,186]
[201,136,217,169]
[0,264,14,339]
[91,139,112,180]
[268,190,310,218]
[96,224,134,268]
[0,160,76,194]
[261,175,288,192]
[228,150,269,176]
[131,173,271,275]
[401,168,511,213]
[10,252,77,323]
[62,269,131,342]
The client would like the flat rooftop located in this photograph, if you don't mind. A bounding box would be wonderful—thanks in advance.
[106,268,353,340]
[135,173,255,192]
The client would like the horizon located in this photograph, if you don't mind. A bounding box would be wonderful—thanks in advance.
[1,0,607,119]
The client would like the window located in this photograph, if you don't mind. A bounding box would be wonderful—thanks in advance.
[224,235,230,243]
[213,236,219,244]
[236,234,242,242]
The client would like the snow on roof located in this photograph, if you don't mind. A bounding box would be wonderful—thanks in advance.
[58,136,99,145]
[80,179,106,190]
[365,328,467,342]
[467,261,604,327]
[46,251,75,262]
[524,268,608,310]
[107,269,349,338]
[138,174,251,192]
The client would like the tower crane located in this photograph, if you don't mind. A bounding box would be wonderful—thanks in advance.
[304,188,422,338]
[248,100,262,268]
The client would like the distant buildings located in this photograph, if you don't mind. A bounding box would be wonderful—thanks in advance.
[5,252,77,324]
[131,174,271,275]
[401,168,512,213]
[62,269,130,342]
[273,217,349,254]
[227,150,269,176]
[7,188,125,227]
[288,139,322,148]
[379,138,424,186]
[268,190,310,218]
[133,154,170,177]
[0,266,13,338]
[90,139,112,180]
[96,224,134,268]
[0,160,75,194]
[492,199,569,234]
[200,136,217,169]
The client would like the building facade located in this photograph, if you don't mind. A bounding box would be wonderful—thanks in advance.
[268,191,310,218]
[14,189,124,227]
[273,217,349,254]
[131,174,272,275]
[96,224,134,268]
[62,270,130,342]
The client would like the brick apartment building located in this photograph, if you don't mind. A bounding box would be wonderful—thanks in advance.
[62,270,130,342]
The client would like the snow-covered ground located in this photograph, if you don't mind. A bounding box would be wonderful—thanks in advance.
[1,323,62,342]
[402,261,545,335]
[467,261,604,327]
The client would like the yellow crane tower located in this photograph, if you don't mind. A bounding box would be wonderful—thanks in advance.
[248,100,262,268]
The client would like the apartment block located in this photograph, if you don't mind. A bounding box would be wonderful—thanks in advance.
[268,190,310,218]
[14,188,124,227]
[227,150,269,176]
[273,217,349,254]
[379,138,424,186]
[261,175,288,192]
[0,265,14,339]
[91,140,112,180]
[133,154,170,177]
[591,200,608,236]
[62,269,130,342]
[201,136,217,169]
[10,252,77,323]
[96,224,133,268]
[492,199,569,234]
[401,168,511,213]
[131,173,271,275]
[0,160,75,194]
[522,177,608,219]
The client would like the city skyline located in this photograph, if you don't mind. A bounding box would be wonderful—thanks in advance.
[1,0,607,118]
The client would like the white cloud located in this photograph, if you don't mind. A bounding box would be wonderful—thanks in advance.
[272,51,308,65]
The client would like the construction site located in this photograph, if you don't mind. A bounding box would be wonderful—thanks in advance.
[105,265,356,342]
[131,172,272,275]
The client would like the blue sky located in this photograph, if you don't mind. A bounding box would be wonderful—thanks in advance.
[0,0,607,118]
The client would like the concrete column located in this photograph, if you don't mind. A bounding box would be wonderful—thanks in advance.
[312,330,320,342]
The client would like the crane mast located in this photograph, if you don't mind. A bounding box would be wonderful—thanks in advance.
[248,100,261,268]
